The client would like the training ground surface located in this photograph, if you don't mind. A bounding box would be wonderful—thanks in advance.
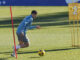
[0,6,80,60]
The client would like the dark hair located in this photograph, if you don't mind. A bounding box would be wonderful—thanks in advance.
[31,10,37,14]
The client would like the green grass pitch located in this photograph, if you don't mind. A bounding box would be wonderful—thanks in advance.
[0,6,80,60]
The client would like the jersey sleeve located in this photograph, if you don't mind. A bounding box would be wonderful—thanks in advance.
[29,26,37,29]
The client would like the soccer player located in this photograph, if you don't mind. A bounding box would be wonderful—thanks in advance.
[11,10,37,57]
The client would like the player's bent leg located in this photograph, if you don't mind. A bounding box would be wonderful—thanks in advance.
[11,33,24,57]
[20,34,30,48]
[11,33,30,57]
[19,40,24,45]
[19,37,30,48]
[17,33,26,48]
[20,42,29,48]
[24,42,30,47]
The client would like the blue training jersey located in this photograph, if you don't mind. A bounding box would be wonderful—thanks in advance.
[16,15,33,35]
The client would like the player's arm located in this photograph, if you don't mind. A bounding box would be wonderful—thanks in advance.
[29,25,40,30]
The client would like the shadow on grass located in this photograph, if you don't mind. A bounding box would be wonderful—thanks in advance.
[0,47,79,60]
[0,57,13,60]
[0,58,7,60]
[17,47,80,54]
[0,47,79,55]
[0,12,69,28]
[29,57,40,58]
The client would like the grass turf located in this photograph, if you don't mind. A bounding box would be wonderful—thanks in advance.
[0,6,80,60]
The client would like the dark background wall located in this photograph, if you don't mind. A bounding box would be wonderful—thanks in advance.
[0,0,67,6]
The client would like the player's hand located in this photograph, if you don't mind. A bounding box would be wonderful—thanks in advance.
[36,25,40,29]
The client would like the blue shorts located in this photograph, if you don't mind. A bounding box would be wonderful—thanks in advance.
[17,33,29,43]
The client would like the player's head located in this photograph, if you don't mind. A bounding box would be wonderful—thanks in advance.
[31,10,37,19]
